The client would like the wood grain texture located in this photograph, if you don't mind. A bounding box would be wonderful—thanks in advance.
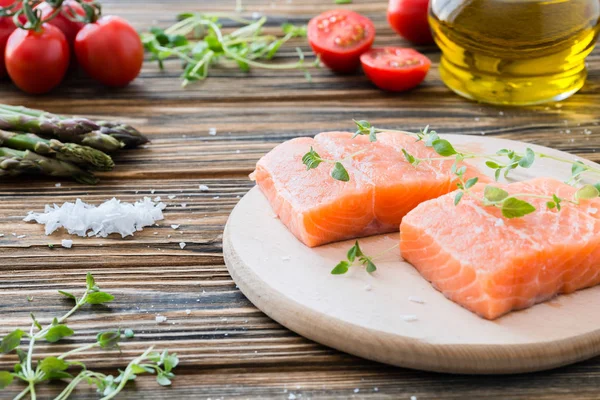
[1,0,600,398]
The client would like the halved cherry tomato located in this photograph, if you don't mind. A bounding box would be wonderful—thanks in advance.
[360,47,430,92]
[75,16,143,87]
[0,0,20,78]
[307,10,375,74]
[37,0,85,47]
[5,23,70,94]
[388,0,434,45]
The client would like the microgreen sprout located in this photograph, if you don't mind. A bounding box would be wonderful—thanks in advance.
[142,13,317,87]
[0,273,178,399]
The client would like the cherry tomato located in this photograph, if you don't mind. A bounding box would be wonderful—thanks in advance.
[307,10,375,74]
[75,16,143,87]
[0,0,20,78]
[37,0,85,47]
[388,0,434,45]
[360,47,431,92]
[5,24,69,94]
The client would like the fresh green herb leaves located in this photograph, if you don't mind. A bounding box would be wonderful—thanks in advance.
[302,147,350,182]
[1,329,23,354]
[431,139,457,157]
[485,148,536,181]
[575,184,600,201]
[331,241,377,275]
[335,0,353,4]
[500,197,537,219]
[331,162,350,182]
[0,371,13,389]
[0,273,178,399]
[302,147,322,170]
[546,194,562,211]
[45,324,74,343]
[483,186,509,203]
[86,291,115,305]
[142,13,315,87]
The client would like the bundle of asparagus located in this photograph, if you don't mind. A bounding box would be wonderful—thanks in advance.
[0,104,149,184]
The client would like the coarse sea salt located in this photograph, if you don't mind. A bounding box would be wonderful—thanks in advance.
[401,315,418,322]
[199,185,210,192]
[61,239,73,248]
[408,296,425,304]
[23,197,166,238]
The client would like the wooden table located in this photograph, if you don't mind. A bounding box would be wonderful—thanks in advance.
[2,0,600,398]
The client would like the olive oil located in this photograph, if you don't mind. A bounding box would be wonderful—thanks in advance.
[429,0,600,105]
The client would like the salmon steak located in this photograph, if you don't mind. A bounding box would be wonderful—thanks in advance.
[400,177,600,320]
[251,131,486,247]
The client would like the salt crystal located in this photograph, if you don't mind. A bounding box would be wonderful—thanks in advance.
[181,203,187,208]
[16,235,26,239]
[185,309,191,315]
[288,394,296,400]
[179,242,186,249]
[55,183,61,187]
[24,197,166,238]
[213,196,220,199]
[498,111,504,116]
[155,315,167,323]
[168,195,176,199]
[208,127,217,136]
[171,224,180,230]
[587,207,598,214]
[364,284,372,291]
[167,234,172,238]
[61,239,73,248]
[408,296,425,304]
[401,315,418,322]
[374,387,379,392]
[236,150,240,154]
[281,256,291,261]
[411,396,418,400]
[151,189,155,194]
[153,232,158,235]
[474,117,480,122]
[199,185,210,192]
[584,129,592,135]
[494,219,505,227]
[252,11,261,19]
[566,129,571,134]
[354,388,359,393]
[11,233,16,236]
[0,234,3,237]
[153,196,161,202]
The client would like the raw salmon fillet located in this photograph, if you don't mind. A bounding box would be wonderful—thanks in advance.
[400,177,600,320]
[251,131,486,247]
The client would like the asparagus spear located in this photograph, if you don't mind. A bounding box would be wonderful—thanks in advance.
[79,131,124,153]
[97,121,150,148]
[0,147,98,184]
[0,130,115,171]
[0,106,99,138]
[0,104,149,148]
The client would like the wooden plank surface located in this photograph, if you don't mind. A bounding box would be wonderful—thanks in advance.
[1,0,600,398]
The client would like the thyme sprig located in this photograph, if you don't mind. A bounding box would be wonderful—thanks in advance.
[302,147,367,182]
[331,241,399,275]
[142,13,316,87]
[354,120,600,183]
[0,273,178,399]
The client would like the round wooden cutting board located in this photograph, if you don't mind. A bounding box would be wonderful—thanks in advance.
[223,134,600,374]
